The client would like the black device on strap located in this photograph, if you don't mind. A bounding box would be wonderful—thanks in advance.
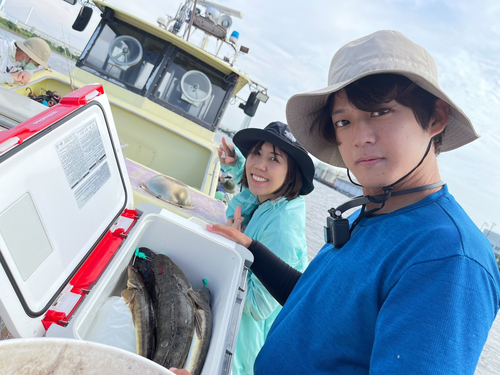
[324,181,445,249]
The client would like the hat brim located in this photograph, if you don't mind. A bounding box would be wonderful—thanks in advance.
[286,70,480,168]
[233,128,315,195]
[17,41,49,69]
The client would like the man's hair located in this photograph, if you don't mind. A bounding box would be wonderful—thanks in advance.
[311,74,445,154]
[239,141,303,201]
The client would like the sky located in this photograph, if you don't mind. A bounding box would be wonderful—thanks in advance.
[3,0,500,229]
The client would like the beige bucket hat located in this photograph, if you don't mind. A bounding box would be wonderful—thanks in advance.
[286,30,479,168]
[17,38,51,69]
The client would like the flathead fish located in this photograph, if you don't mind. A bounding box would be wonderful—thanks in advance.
[133,247,157,297]
[121,266,155,359]
[151,254,210,369]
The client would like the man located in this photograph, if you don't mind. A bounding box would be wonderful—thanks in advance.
[201,30,500,375]
[0,37,51,85]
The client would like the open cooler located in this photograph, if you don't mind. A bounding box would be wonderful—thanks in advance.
[0,85,253,375]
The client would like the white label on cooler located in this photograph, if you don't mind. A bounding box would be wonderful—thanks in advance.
[55,117,111,209]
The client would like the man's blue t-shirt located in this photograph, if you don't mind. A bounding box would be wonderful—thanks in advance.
[254,186,500,374]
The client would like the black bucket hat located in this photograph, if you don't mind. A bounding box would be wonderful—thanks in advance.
[233,121,315,195]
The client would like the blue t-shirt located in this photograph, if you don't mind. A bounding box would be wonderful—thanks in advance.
[254,186,500,374]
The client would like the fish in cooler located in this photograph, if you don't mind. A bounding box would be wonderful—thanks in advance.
[151,254,211,369]
[184,285,213,375]
[121,266,155,359]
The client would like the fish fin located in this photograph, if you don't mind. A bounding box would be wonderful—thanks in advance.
[121,288,136,305]
[188,289,210,314]
[188,289,207,340]
[193,308,203,340]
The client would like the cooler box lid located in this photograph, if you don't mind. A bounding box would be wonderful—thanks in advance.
[0,85,134,337]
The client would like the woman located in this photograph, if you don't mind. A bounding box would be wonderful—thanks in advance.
[217,121,314,375]
[199,30,500,375]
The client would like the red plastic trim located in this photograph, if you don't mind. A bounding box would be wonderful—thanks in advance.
[42,209,139,330]
[0,84,104,146]
[42,311,67,330]
[71,208,138,291]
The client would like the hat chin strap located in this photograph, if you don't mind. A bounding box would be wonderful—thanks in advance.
[346,138,436,212]
[324,140,445,248]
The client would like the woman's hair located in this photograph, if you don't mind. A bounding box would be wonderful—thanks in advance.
[239,141,303,201]
[311,74,445,154]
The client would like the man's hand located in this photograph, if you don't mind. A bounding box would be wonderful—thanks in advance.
[10,72,30,85]
[218,137,237,166]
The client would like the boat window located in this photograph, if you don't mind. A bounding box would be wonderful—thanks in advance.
[82,21,166,91]
[154,52,230,128]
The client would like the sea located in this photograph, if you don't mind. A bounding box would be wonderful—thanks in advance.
[1,27,498,374]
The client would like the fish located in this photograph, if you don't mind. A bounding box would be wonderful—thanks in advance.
[121,265,155,359]
[184,286,213,375]
[151,254,211,369]
[133,247,157,297]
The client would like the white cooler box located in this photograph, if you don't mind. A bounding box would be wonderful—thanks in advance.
[0,85,253,375]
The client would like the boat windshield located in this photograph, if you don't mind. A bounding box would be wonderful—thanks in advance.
[82,21,165,91]
[77,17,237,131]
[154,52,228,126]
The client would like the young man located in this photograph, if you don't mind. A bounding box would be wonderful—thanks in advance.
[0,37,51,85]
[177,30,500,375]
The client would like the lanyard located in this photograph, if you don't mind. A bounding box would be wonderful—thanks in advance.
[324,181,446,249]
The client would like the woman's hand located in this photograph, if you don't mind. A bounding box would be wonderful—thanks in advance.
[218,137,237,166]
[207,222,252,248]
[169,368,191,375]
[225,205,243,231]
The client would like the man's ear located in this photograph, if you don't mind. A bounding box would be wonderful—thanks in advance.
[429,99,449,136]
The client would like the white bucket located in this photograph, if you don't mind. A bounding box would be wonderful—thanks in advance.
[0,338,173,375]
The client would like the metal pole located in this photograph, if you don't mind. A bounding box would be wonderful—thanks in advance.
[25,7,34,24]
[201,34,209,50]
[240,115,252,130]
[185,0,197,42]
[487,222,497,236]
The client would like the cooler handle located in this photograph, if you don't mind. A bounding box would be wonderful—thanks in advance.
[238,266,249,292]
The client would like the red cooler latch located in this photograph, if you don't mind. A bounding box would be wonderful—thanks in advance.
[42,209,139,330]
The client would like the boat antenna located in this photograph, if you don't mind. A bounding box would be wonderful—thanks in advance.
[59,23,75,92]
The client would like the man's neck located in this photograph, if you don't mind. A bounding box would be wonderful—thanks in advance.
[362,160,442,214]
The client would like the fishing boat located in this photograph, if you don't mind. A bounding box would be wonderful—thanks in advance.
[0,0,268,224]
[0,2,264,372]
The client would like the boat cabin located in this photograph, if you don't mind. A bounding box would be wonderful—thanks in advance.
[3,0,258,199]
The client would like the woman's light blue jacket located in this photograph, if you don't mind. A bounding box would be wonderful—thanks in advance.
[222,147,309,375]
